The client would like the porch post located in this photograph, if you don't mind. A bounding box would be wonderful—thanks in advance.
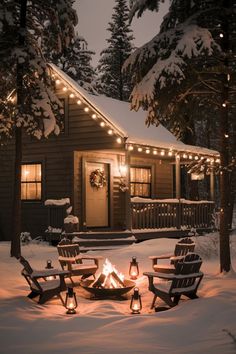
[210,168,215,201]
[175,154,181,199]
[125,149,132,230]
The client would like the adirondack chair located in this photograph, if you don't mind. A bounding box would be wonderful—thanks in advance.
[144,253,204,311]
[149,237,195,274]
[19,256,69,305]
[57,238,102,283]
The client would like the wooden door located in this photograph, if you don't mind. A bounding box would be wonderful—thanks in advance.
[85,162,109,227]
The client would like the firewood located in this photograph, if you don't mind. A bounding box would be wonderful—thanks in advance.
[92,273,106,288]
[110,271,125,287]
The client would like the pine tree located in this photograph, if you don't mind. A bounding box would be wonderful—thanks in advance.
[50,34,97,94]
[0,0,77,258]
[97,0,134,101]
[126,0,236,272]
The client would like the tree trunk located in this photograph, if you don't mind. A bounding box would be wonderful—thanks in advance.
[10,0,27,258]
[219,1,231,272]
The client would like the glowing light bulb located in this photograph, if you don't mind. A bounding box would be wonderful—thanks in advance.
[69,93,75,98]
[146,149,150,154]
[153,150,158,155]
[55,79,61,85]
[116,137,122,144]
[128,145,134,151]
[92,113,97,119]
[63,87,68,92]
[160,150,165,156]
[77,100,82,105]
[84,107,89,112]
[108,129,113,135]
[100,122,105,127]
[138,147,142,152]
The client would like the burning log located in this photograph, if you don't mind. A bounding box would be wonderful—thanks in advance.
[92,273,106,288]
[110,271,125,288]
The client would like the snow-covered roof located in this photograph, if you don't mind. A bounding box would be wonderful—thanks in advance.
[50,64,219,157]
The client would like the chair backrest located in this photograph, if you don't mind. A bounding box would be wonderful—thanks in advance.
[19,256,42,292]
[19,256,33,275]
[57,238,80,258]
[174,237,195,257]
[171,253,203,293]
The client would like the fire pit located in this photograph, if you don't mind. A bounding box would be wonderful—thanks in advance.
[80,259,135,299]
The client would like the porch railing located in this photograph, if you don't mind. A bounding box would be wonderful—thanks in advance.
[131,199,215,230]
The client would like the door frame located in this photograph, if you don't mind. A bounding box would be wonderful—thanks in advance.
[81,157,113,231]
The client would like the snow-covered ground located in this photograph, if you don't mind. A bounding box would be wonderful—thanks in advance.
[0,232,236,354]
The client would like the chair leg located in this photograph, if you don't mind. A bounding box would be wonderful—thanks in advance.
[28,291,39,299]
[151,295,158,309]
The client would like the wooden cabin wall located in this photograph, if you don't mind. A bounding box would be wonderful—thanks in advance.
[0,88,123,240]
[130,155,173,198]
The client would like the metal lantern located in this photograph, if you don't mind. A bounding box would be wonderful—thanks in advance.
[65,287,78,314]
[130,287,142,314]
[45,259,53,269]
[129,256,139,280]
[45,259,54,281]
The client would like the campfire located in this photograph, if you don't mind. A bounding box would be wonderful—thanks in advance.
[80,258,135,298]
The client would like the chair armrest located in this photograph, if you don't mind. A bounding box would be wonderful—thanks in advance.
[32,269,70,278]
[149,254,173,260]
[75,255,103,261]
[169,255,185,262]
[143,271,175,280]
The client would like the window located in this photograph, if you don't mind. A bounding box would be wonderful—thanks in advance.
[130,167,151,198]
[21,164,42,200]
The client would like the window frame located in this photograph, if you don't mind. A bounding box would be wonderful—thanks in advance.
[130,165,153,198]
[21,162,43,202]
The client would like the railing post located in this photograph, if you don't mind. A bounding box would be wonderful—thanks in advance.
[175,154,181,199]
[176,201,181,229]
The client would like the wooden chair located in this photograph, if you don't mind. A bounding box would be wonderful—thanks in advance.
[149,237,195,274]
[57,238,102,284]
[144,253,204,311]
[19,256,69,305]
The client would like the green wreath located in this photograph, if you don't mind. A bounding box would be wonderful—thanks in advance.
[90,169,106,189]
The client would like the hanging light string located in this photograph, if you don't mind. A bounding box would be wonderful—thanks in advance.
[53,74,125,145]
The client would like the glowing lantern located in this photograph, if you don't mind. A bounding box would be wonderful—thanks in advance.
[129,256,139,280]
[130,287,142,314]
[65,287,78,314]
[45,259,54,281]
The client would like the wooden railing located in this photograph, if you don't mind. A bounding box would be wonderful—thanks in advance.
[131,199,215,230]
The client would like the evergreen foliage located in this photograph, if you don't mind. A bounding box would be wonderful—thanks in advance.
[97,0,134,101]
[126,0,236,272]
[0,0,77,141]
[50,34,97,94]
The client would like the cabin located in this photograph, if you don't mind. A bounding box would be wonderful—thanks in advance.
[0,64,219,243]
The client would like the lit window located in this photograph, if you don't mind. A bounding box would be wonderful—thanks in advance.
[21,164,42,200]
[130,167,151,198]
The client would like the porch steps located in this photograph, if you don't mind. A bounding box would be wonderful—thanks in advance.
[45,231,136,250]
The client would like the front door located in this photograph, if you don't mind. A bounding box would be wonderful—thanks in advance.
[85,162,109,227]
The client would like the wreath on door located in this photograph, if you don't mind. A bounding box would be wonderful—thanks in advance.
[90,169,106,189]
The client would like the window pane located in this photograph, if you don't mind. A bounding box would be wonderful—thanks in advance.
[130,167,151,198]
[21,164,42,200]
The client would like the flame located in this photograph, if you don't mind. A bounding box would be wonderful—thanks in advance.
[101,258,125,288]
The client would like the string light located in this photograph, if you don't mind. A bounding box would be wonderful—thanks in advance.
[189,155,193,159]
[55,79,61,85]
[183,153,187,159]
[108,129,113,135]
[194,156,199,160]
[84,107,89,112]
[63,87,68,92]
[100,122,105,127]
[69,93,75,98]
[219,33,224,38]
[128,145,134,151]
[116,137,122,144]
[153,150,158,155]
[77,99,82,105]
[160,150,165,156]
[91,113,97,119]
[227,73,231,81]
[138,147,143,152]
[222,102,226,107]
[168,150,173,156]
[224,133,229,138]
[146,148,150,154]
